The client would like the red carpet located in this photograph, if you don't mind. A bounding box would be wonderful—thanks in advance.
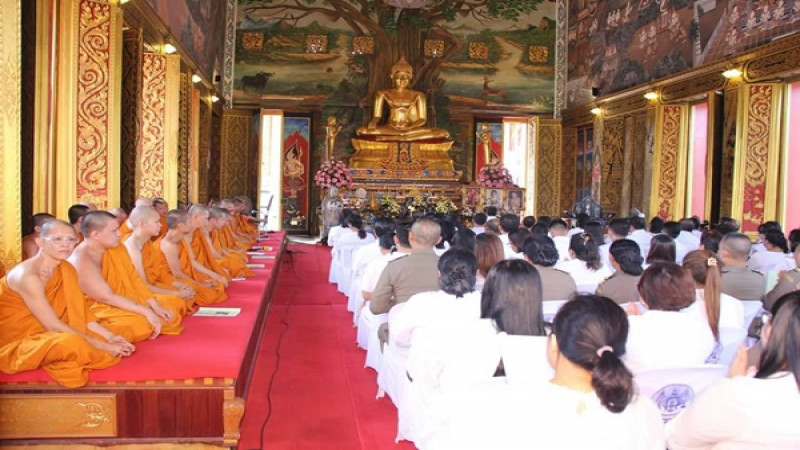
[239,243,416,450]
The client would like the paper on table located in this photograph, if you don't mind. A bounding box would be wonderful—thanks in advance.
[246,263,265,269]
[194,307,242,317]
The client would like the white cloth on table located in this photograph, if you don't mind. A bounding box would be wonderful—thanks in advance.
[427,379,665,450]
[666,373,800,450]
[624,310,716,374]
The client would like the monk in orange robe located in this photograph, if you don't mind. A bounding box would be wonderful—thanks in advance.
[0,220,134,387]
[208,207,253,278]
[152,197,169,239]
[68,211,167,342]
[159,209,227,305]
[109,207,128,226]
[123,206,195,312]
[119,198,153,240]
[68,204,90,243]
[22,213,56,260]
[188,206,238,280]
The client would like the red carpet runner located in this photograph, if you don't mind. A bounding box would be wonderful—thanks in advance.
[239,243,415,449]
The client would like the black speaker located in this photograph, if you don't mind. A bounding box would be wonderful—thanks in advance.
[591,87,600,97]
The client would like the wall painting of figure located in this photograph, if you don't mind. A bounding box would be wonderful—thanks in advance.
[281,116,311,233]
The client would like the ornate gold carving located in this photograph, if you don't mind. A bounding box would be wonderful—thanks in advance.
[601,118,625,215]
[353,36,375,55]
[630,114,649,212]
[0,394,117,438]
[650,105,688,219]
[660,72,726,103]
[554,0,567,118]
[529,46,549,64]
[561,127,578,210]
[733,84,782,234]
[242,32,263,50]
[178,71,191,205]
[197,100,210,202]
[305,35,327,53]
[139,53,167,199]
[224,0,237,109]
[0,0,22,268]
[537,121,562,217]
[223,391,245,447]
[120,28,142,211]
[76,0,114,208]
[468,42,489,60]
[562,104,595,128]
[350,139,455,172]
[604,95,648,118]
[744,46,800,82]
[221,110,252,198]
[719,88,738,217]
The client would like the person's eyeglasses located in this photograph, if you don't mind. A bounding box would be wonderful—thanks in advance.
[43,237,78,244]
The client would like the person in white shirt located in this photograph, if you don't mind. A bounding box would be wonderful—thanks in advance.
[498,214,521,260]
[474,233,504,290]
[751,221,783,255]
[682,250,746,334]
[645,233,677,267]
[326,208,354,248]
[470,212,487,235]
[748,229,795,273]
[598,218,630,273]
[666,291,800,449]
[555,233,612,290]
[507,228,530,260]
[428,295,665,450]
[664,221,692,264]
[567,212,590,237]
[548,218,571,262]
[624,262,716,373]
[628,215,652,260]
[677,218,701,249]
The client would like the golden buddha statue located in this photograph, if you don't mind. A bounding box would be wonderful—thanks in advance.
[356,57,450,142]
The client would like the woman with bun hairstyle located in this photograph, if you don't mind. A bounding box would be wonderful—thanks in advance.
[683,249,746,337]
[428,295,664,450]
[597,239,644,305]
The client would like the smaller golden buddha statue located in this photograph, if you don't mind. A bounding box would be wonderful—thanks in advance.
[356,57,450,142]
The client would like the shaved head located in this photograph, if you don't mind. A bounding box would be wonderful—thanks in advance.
[40,220,76,238]
[80,201,98,211]
[129,206,159,227]
[80,211,117,237]
[189,205,209,217]
[166,209,190,230]
[411,219,441,247]
[209,207,230,220]
[32,213,56,229]
[135,197,153,207]
[720,232,753,261]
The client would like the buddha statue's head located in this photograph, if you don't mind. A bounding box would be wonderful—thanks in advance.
[390,57,413,89]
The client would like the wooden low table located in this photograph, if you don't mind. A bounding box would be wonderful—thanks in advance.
[0,233,287,448]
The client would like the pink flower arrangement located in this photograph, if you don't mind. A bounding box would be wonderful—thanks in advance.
[476,163,516,188]
[314,160,353,189]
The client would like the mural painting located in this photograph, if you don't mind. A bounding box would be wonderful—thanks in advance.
[475,120,504,175]
[235,1,556,122]
[281,116,311,233]
[147,0,226,80]
[567,0,800,107]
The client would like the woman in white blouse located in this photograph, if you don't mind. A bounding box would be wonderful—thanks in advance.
[428,295,664,449]
[682,250,746,335]
[667,291,800,449]
[624,262,716,373]
[748,229,795,273]
[555,233,612,289]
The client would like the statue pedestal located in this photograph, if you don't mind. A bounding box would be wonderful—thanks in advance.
[350,138,455,171]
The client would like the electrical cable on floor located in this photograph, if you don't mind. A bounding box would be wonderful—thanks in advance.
[252,245,304,450]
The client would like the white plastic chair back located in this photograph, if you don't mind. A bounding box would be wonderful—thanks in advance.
[328,245,342,284]
[635,364,727,422]
[741,300,764,331]
[705,327,747,366]
[377,340,409,405]
[362,311,389,370]
[541,299,569,323]
[497,333,553,385]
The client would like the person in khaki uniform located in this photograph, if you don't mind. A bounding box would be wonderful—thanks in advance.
[719,233,766,300]
[370,219,441,343]
[763,245,800,310]
[596,239,643,305]
[522,234,576,301]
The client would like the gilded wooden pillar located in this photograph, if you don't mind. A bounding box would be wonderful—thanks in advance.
[53,0,122,212]
[120,27,142,211]
[590,116,604,206]
[719,87,739,219]
[621,116,635,215]
[601,117,625,216]
[650,105,689,220]
[536,118,562,217]
[561,127,577,211]
[177,70,191,206]
[137,53,180,207]
[0,0,22,267]
[732,83,783,235]
[197,99,211,203]
[221,110,254,198]
[189,88,201,204]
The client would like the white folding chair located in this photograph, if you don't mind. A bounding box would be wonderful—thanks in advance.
[635,364,727,422]
[705,326,747,366]
[497,333,553,384]
[542,299,569,323]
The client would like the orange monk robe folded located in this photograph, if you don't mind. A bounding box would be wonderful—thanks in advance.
[209,230,253,278]
[119,221,133,241]
[141,240,196,312]
[152,215,168,241]
[211,230,248,264]
[190,229,239,280]
[234,214,258,240]
[99,245,186,335]
[0,262,119,387]
[220,224,251,251]
[147,237,225,306]
[177,240,229,304]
